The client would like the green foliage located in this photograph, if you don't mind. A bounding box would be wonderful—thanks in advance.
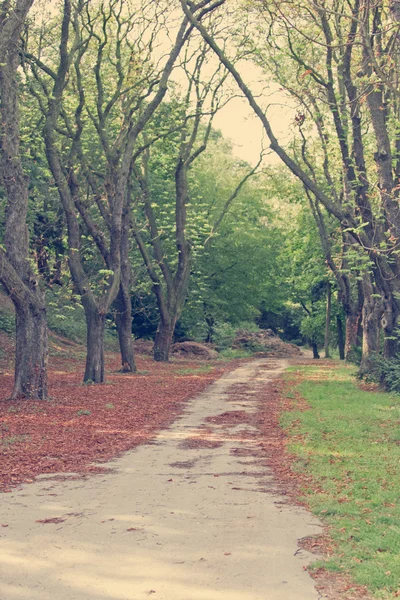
[347,345,362,366]
[46,290,87,343]
[367,355,400,394]
[299,303,326,345]
[212,322,237,351]
[76,409,91,416]
[0,306,14,334]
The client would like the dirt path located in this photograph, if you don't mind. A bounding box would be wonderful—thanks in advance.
[0,359,322,600]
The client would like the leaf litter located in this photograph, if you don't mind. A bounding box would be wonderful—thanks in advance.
[0,346,235,493]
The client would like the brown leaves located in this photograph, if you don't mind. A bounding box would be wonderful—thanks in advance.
[0,352,230,492]
[36,517,65,524]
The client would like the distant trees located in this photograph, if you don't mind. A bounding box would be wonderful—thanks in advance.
[5,0,400,397]
[180,0,400,371]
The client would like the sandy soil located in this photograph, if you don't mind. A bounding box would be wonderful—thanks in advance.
[0,359,323,600]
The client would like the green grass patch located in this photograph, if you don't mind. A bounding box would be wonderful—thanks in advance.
[176,365,214,375]
[284,363,400,598]
[218,348,252,359]
[1,434,30,447]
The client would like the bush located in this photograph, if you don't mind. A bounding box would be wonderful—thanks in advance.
[347,344,362,366]
[368,355,400,393]
[0,309,14,334]
[213,322,237,351]
[218,348,252,359]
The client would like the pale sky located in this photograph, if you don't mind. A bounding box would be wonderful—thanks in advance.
[213,89,296,167]
[34,0,296,168]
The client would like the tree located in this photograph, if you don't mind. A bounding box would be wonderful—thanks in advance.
[180,0,400,371]
[0,0,48,399]
[25,0,220,379]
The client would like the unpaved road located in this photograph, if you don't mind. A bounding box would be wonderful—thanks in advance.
[0,359,322,600]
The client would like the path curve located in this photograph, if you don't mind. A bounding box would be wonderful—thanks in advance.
[0,358,322,600]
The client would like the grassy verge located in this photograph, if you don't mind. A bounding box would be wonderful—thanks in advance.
[283,363,400,599]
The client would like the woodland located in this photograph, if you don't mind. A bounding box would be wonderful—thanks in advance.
[1,0,400,399]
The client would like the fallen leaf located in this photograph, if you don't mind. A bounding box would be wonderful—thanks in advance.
[36,517,65,524]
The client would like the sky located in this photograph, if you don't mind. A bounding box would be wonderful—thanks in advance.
[213,90,296,167]
[33,0,297,169]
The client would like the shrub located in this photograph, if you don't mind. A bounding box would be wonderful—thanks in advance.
[0,309,15,334]
[213,322,237,351]
[368,355,400,393]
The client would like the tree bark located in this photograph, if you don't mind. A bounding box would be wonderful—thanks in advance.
[312,342,320,359]
[115,284,136,373]
[0,0,48,399]
[337,315,345,360]
[324,282,331,358]
[359,275,382,375]
[83,307,106,383]
[13,299,47,399]
[114,201,136,373]
[382,295,399,359]
[154,318,176,362]
[345,312,360,361]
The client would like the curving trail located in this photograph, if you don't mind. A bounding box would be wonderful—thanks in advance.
[0,359,322,600]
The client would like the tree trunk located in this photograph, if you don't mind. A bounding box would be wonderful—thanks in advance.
[84,308,106,383]
[311,342,320,359]
[324,282,331,358]
[337,315,345,360]
[205,315,215,343]
[114,203,136,373]
[382,297,399,359]
[359,277,382,375]
[12,297,48,399]
[154,318,175,362]
[345,312,360,361]
[115,284,136,373]
[0,0,48,399]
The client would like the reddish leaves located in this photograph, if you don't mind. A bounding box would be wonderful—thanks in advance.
[0,351,230,492]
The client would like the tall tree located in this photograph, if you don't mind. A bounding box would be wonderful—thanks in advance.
[0,0,48,399]
[181,0,400,368]
[25,0,220,380]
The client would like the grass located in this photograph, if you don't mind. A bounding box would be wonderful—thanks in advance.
[1,434,30,447]
[218,348,252,359]
[76,409,91,416]
[176,365,214,375]
[283,362,400,598]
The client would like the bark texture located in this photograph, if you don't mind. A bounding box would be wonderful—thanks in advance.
[115,284,136,373]
[359,275,382,375]
[324,282,331,358]
[83,308,106,383]
[337,315,345,361]
[0,0,48,399]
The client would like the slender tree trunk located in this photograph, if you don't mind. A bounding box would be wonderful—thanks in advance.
[154,317,176,362]
[115,284,136,373]
[345,312,360,360]
[84,308,106,383]
[337,315,345,360]
[382,296,399,359]
[13,298,48,399]
[311,341,320,359]
[114,206,136,373]
[359,276,382,375]
[0,0,49,399]
[324,282,331,358]
[205,315,214,343]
